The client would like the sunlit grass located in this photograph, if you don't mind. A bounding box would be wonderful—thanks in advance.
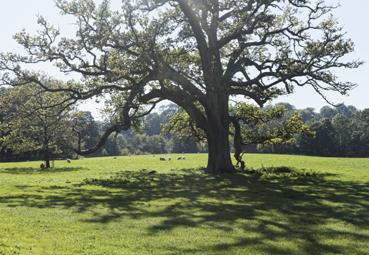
[0,154,368,255]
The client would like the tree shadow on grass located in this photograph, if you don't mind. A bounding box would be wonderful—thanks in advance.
[0,167,85,174]
[0,167,368,254]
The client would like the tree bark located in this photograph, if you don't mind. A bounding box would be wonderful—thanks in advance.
[205,92,235,174]
[206,127,235,173]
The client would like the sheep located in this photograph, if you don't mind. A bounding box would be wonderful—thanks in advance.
[40,163,45,169]
[66,159,72,163]
[160,157,174,161]
[177,156,187,160]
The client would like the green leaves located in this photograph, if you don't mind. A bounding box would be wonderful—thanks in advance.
[0,82,77,156]
[231,103,312,146]
[163,102,311,147]
[162,108,206,142]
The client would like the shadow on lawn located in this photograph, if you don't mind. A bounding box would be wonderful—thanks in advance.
[0,167,368,254]
[0,167,84,174]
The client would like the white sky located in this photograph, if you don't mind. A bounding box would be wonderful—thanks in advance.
[0,0,368,118]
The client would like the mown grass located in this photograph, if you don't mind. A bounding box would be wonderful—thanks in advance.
[0,154,368,255]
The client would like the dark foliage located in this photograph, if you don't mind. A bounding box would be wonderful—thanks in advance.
[261,104,369,157]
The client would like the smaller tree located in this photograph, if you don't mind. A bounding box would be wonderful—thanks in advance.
[301,118,337,157]
[0,88,11,154]
[349,109,369,156]
[332,114,352,155]
[0,83,76,168]
[320,106,338,120]
[144,113,162,136]
[70,111,100,154]
[163,103,311,170]
[230,103,311,169]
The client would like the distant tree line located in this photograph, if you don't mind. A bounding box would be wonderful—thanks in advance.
[0,95,206,162]
[1,87,369,163]
[118,102,369,158]
[259,103,369,157]
[93,104,207,157]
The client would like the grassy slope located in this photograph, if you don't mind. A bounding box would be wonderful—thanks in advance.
[0,154,368,255]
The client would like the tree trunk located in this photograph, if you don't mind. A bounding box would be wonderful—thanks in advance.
[44,148,50,168]
[205,93,235,174]
[231,117,245,170]
[206,128,235,173]
[42,126,51,168]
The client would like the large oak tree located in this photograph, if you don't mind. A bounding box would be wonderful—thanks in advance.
[0,0,361,173]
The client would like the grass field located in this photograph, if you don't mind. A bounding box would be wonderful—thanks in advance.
[0,154,368,255]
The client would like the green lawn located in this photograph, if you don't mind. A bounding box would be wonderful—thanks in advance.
[0,154,368,255]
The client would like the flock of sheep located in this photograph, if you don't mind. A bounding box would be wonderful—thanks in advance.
[66,156,186,163]
[40,155,187,168]
[159,156,186,161]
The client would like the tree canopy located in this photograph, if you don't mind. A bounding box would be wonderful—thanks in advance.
[0,84,76,167]
[0,0,361,172]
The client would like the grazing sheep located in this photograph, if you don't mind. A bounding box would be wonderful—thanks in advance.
[66,159,72,163]
[177,157,182,160]
[160,157,166,161]
[40,163,45,169]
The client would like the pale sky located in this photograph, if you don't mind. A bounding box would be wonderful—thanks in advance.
[0,0,368,117]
